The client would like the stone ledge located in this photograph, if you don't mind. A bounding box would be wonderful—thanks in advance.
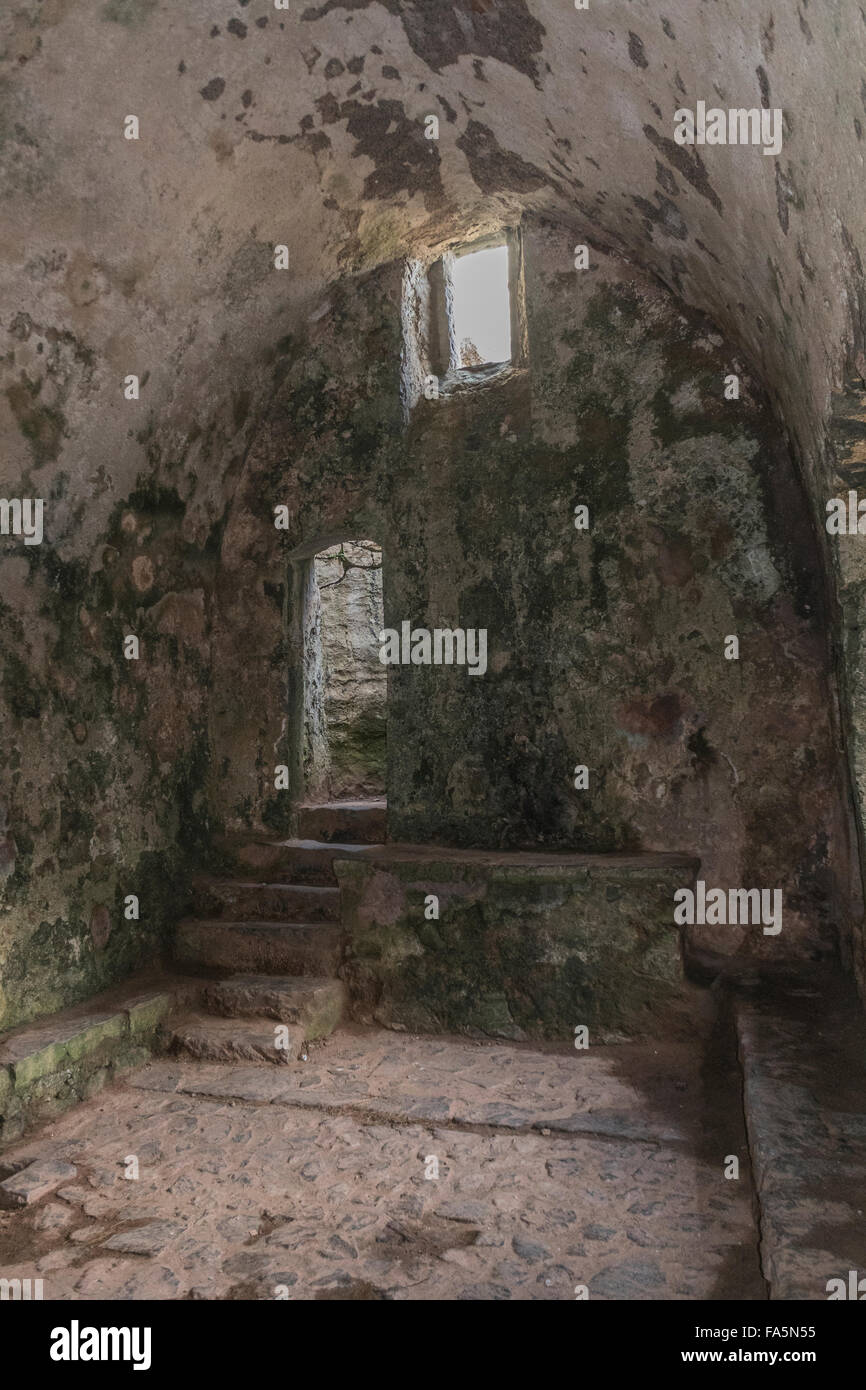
[734,967,866,1300]
[337,842,699,874]
[335,848,696,1041]
[0,976,178,1150]
[230,836,699,872]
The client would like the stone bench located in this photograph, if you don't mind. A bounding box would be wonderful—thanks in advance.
[0,982,174,1149]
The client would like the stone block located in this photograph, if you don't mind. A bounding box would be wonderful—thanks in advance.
[9,1040,69,1092]
[63,1013,127,1064]
[0,1158,78,1209]
[126,992,173,1038]
[102,1220,185,1256]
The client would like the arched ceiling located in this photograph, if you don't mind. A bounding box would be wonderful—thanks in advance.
[2,0,864,535]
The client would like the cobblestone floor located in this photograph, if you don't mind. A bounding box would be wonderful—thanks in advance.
[0,1024,765,1300]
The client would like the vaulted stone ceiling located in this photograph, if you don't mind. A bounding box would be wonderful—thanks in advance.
[4,0,864,508]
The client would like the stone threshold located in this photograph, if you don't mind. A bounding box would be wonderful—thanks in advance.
[129,1057,693,1146]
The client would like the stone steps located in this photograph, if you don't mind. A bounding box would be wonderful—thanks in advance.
[176,920,344,976]
[171,802,389,1062]
[222,838,381,885]
[167,1012,305,1064]
[201,974,345,1037]
[193,879,340,921]
[271,839,382,885]
[295,799,386,845]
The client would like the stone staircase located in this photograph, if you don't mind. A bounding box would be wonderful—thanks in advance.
[170,800,385,1064]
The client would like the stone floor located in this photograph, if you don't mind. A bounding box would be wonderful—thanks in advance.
[0,1012,767,1301]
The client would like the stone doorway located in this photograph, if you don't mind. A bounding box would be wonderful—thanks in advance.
[301,539,386,804]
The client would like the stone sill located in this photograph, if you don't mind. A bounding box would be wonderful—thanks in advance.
[438,361,525,397]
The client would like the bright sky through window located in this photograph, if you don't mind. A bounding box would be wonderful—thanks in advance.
[451,244,511,368]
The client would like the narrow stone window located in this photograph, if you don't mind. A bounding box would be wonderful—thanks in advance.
[449,243,512,368]
[402,227,527,411]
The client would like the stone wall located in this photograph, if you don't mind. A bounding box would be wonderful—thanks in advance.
[336,847,697,1040]
[2,1,865,1025]
[215,216,848,965]
[0,491,215,1033]
[0,210,849,1036]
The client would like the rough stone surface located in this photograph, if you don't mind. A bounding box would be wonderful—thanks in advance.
[202,976,345,1039]
[175,920,343,976]
[195,881,341,923]
[168,1013,305,1065]
[102,1221,185,1256]
[0,1019,764,1300]
[336,848,693,1038]
[0,1159,77,1210]
[295,802,387,846]
[736,968,866,1301]
[307,544,386,800]
[126,992,174,1039]
[0,981,176,1147]
[2,3,860,1029]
